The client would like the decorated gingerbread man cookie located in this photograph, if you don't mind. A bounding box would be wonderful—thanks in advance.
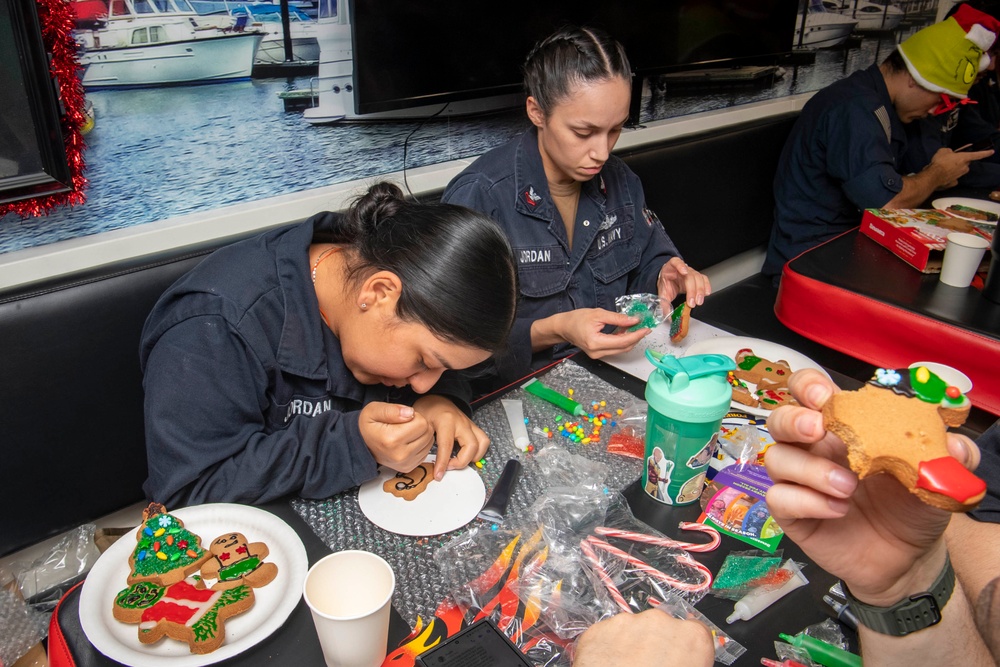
[200,532,279,589]
[734,349,792,389]
[384,462,435,501]
[823,366,984,512]
[113,577,255,654]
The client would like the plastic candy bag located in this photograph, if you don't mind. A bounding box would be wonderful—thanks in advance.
[613,293,666,333]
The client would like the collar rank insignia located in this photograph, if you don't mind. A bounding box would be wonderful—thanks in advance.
[524,186,541,206]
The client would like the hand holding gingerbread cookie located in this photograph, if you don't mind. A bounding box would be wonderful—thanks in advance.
[764,369,982,606]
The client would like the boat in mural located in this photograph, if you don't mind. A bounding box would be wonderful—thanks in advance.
[795,0,859,49]
[825,0,905,32]
[229,4,319,64]
[72,0,264,88]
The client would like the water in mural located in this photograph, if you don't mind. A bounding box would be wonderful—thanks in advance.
[0,21,931,255]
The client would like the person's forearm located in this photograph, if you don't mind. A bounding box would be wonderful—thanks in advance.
[884,165,949,209]
[857,578,992,666]
[849,546,993,666]
[530,313,566,351]
[946,514,1000,615]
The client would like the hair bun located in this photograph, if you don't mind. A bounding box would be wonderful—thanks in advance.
[353,181,406,230]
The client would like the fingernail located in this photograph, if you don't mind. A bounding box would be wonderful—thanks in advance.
[828,497,850,514]
[805,383,832,407]
[399,406,414,418]
[795,412,823,439]
[828,468,857,495]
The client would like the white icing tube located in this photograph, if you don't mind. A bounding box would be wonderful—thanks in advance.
[501,399,531,451]
[726,560,808,623]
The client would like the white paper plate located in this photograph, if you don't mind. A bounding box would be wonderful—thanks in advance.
[79,504,308,666]
[684,336,831,418]
[932,197,1000,225]
[358,456,485,536]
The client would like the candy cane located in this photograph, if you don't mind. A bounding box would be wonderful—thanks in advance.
[594,522,721,553]
[579,539,632,614]
[584,536,713,593]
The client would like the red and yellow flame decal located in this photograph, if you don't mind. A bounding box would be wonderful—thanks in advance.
[382,529,568,667]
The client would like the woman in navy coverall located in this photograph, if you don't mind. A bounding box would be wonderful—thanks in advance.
[140,183,517,506]
[443,26,711,385]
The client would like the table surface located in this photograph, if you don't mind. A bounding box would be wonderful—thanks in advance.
[777,229,1000,418]
[59,356,861,667]
[787,229,1000,339]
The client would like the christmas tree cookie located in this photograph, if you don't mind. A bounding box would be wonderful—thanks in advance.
[128,503,210,586]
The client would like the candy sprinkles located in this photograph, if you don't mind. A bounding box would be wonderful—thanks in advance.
[532,396,621,446]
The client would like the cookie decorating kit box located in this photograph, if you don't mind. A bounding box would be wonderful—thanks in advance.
[860,208,994,273]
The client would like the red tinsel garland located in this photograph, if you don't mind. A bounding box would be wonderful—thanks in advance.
[0,0,88,218]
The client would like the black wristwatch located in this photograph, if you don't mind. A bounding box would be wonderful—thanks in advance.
[842,555,954,637]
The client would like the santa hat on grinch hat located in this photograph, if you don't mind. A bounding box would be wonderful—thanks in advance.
[897,4,1000,98]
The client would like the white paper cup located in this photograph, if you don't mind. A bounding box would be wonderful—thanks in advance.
[940,232,990,288]
[303,550,395,667]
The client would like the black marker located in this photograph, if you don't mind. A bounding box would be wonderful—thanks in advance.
[823,594,859,632]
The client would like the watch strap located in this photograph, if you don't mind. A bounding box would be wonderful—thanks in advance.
[843,555,954,637]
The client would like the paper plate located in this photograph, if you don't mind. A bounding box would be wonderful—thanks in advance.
[79,504,308,666]
[358,456,486,536]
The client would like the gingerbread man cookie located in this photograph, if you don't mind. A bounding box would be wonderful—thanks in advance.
[823,366,984,512]
[384,462,435,501]
[200,532,278,589]
[734,349,792,389]
[113,577,255,654]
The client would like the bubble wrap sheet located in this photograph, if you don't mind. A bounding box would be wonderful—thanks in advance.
[293,359,644,627]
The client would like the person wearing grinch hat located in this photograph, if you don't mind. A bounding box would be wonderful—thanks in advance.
[763,5,999,281]
[902,2,1000,191]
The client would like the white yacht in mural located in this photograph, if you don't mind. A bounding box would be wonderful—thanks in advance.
[795,0,859,49]
[231,4,319,64]
[826,0,905,32]
[73,0,264,88]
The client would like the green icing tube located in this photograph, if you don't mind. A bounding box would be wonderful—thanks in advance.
[778,633,862,667]
[521,378,586,416]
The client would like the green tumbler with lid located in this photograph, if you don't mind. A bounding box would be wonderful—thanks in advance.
[642,351,735,505]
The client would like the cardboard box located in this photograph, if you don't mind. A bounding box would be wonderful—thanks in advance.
[860,208,994,272]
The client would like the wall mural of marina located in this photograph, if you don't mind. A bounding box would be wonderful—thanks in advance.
[0,0,950,255]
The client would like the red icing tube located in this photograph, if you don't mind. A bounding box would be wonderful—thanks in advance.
[916,457,987,504]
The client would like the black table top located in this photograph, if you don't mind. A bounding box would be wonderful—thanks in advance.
[787,229,1000,341]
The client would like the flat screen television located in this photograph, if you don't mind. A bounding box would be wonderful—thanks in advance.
[0,0,74,206]
[350,0,799,116]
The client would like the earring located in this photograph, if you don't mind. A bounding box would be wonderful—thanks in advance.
[361,303,367,309]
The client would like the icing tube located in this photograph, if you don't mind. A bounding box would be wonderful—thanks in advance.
[726,560,808,623]
[521,378,586,416]
[501,399,531,450]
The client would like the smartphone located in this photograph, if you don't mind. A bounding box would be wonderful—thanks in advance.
[416,618,534,667]
[958,137,997,152]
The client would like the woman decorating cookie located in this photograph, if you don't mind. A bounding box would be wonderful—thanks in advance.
[442,26,710,388]
[141,182,518,506]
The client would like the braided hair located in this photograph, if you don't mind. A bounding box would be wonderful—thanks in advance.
[523,25,632,116]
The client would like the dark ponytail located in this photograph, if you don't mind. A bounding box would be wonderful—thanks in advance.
[335,182,517,352]
[523,25,632,116]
